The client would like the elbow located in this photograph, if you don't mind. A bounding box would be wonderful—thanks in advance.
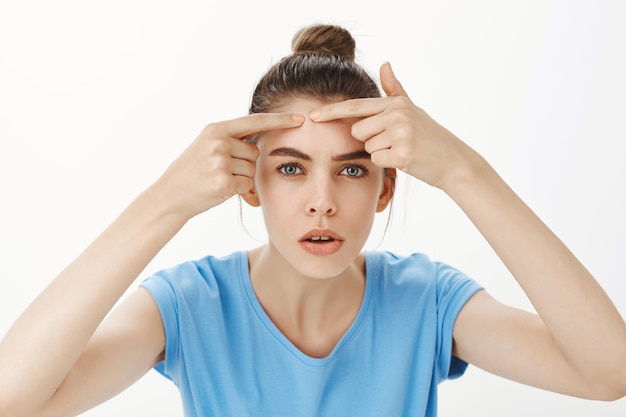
[584,370,626,402]
[593,386,626,402]
[580,343,626,401]
[601,355,626,401]
[601,379,626,402]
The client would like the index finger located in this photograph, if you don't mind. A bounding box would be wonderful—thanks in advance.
[225,113,305,139]
[308,98,386,123]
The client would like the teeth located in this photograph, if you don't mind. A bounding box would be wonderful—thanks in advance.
[309,236,332,241]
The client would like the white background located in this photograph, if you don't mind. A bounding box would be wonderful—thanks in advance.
[1,0,625,415]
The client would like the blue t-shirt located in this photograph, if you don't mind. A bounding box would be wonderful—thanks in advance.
[141,250,482,417]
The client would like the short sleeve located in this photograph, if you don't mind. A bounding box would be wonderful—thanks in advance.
[434,262,483,381]
[141,271,181,383]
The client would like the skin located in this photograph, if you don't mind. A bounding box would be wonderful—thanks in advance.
[0,62,625,417]
[310,62,626,399]
[0,112,306,417]
[243,100,394,357]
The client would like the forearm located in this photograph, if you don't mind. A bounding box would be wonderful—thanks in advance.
[444,154,626,385]
[0,182,187,412]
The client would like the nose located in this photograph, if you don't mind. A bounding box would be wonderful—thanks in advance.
[306,176,337,216]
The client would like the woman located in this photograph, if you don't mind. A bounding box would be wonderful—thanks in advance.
[0,24,624,417]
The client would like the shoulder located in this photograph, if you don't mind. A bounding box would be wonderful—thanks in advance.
[365,250,482,301]
[366,250,454,282]
[141,251,246,301]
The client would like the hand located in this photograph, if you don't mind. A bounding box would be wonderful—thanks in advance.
[310,62,479,190]
[155,113,304,219]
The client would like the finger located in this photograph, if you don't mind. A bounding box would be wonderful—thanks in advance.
[230,158,256,179]
[232,176,254,196]
[369,148,397,169]
[226,113,305,139]
[362,132,392,155]
[380,62,409,98]
[309,98,386,122]
[351,112,386,142]
[230,137,260,163]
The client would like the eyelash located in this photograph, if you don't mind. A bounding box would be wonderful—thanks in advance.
[339,164,369,178]
[277,163,303,177]
[276,163,369,179]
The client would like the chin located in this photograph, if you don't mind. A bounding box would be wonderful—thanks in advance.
[292,252,360,280]
[267,240,363,280]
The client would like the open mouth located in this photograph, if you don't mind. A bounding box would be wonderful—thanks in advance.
[306,236,335,242]
[299,229,344,255]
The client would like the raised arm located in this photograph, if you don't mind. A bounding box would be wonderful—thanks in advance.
[444,150,626,400]
[0,113,304,417]
[309,62,626,400]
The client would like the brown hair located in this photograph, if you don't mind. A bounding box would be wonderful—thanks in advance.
[243,24,395,241]
[249,24,381,114]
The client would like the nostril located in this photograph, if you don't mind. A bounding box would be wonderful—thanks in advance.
[307,206,335,216]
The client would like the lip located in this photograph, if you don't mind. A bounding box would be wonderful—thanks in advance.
[299,228,344,256]
[298,228,345,242]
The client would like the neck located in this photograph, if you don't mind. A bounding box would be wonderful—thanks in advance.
[248,244,366,357]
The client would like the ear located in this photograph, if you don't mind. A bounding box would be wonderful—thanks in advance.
[376,168,396,212]
[241,185,261,207]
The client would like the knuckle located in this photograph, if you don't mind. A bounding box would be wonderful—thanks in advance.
[348,99,361,115]
[394,125,414,140]
[202,121,223,136]
[397,96,411,106]
[389,96,410,107]
[207,138,230,155]
[249,113,262,124]
[247,112,292,132]
[248,113,265,128]
[212,171,234,192]
[322,103,334,113]
[388,108,412,125]
[387,111,402,125]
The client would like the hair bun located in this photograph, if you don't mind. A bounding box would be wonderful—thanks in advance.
[291,24,356,61]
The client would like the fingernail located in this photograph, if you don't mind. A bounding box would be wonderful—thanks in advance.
[309,110,320,121]
[292,114,305,124]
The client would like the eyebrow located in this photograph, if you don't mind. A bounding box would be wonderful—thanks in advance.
[268,147,371,162]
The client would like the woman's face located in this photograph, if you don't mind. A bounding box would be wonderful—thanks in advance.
[244,98,394,279]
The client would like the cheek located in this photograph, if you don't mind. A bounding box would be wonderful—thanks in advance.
[354,196,379,221]
[254,171,298,219]
[344,174,385,205]
[340,184,381,221]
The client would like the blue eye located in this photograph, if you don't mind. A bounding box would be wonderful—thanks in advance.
[278,163,302,176]
[340,165,368,178]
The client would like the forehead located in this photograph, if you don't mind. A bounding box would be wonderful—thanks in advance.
[259,98,363,153]
[270,97,335,116]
